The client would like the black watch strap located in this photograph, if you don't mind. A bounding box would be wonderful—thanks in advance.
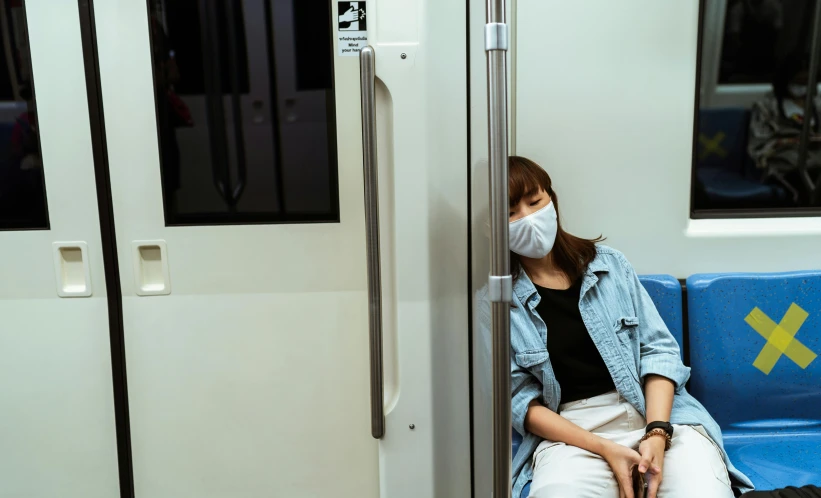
[646,421,674,437]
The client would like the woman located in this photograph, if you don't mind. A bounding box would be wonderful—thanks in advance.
[500,157,754,498]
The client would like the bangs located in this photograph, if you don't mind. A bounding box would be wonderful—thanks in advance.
[509,156,551,207]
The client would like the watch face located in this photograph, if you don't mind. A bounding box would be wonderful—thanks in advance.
[648,421,673,434]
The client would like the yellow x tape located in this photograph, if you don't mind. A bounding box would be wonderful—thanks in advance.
[699,132,727,160]
[745,303,817,375]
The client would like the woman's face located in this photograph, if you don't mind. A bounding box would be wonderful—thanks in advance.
[509,188,551,222]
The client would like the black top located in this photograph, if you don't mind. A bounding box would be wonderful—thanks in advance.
[535,279,615,404]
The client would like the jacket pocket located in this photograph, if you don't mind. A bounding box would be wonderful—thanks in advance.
[614,315,640,332]
[613,316,641,382]
[514,349,548,369]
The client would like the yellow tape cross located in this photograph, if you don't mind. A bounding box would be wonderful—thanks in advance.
[745,303,817,375]
[699,132,727,160]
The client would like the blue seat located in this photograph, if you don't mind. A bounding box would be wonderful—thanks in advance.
[639,275,685,359]
[697,168,786,203]
[514,275,684,497]
[687,272,821,490]
[697,108,784,204]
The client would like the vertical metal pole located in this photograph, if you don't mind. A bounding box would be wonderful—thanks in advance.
[485,0,512,497]
[224,0,248,205]
[797,0,821,200]
[198,0,231,208]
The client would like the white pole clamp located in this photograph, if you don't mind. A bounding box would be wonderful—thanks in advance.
[488,275,513,303]
[484,22,509,51]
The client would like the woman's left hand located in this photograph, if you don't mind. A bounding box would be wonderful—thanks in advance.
[638,436,666,498]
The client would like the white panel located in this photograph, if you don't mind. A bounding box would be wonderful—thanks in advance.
[515,0,821,276]
[0,1,120,497]
[94,0,378,494]
[122,292,375,496]
[95,0,471,496]
[0,300,117,497]
[371,0,471,496]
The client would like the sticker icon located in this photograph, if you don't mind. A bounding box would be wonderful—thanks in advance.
[745,303,817,375]
[337,1,367,57]
[339,1,366,31]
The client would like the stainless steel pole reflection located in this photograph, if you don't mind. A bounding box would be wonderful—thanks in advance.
[485,0,512,496]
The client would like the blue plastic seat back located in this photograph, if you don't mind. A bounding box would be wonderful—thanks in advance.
[686,272,821,429]
[697,107,750,174]
[639,275,684,357]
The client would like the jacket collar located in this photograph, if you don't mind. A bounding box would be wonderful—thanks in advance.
[512,252,611,306]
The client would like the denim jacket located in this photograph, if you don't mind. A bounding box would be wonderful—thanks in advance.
[477,245,754,497]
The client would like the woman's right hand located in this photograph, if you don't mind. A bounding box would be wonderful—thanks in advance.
[600,440,643,498]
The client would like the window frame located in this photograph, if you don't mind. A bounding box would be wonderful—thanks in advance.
[690,0,821,219]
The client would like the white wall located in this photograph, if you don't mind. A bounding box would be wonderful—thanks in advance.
[515,0,821,277]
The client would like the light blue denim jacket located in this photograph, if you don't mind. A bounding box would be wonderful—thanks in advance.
[478,245,754,498]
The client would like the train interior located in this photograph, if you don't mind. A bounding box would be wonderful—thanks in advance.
[0,0,819,497]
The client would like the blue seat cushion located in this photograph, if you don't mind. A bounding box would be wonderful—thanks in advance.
[724,431,821,489]
[697,168,783,202]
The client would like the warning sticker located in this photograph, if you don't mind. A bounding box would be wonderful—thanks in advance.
[338,1,367,57]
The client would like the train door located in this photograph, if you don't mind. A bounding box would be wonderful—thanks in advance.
[0,1,120,497]
[91,0,470,496]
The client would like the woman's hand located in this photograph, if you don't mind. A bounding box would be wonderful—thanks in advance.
[638,436,665,498]
[601,440,642,498]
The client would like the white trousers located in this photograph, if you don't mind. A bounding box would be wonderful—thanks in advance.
[528,391,734,498]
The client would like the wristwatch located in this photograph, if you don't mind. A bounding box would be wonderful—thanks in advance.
[645,421,674,437]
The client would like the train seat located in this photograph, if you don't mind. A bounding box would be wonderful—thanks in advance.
[637,274,685,359]
[687,272,821,490]
[515,274,684,497]
[696,107,785,205]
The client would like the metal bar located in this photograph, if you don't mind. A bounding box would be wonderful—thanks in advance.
[198,0,232,209]
[263,0,286,214]
[487,0,505,24]
[359,46,384,439]
[224,0,247,205]
[486,0,512,496]
[798,0,821,200]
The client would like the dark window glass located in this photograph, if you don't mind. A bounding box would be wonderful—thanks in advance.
[148,0,339,226]
[693,0,821,216]
[0,1,49,230]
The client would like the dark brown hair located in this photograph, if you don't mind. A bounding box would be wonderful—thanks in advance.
[509,156,604,283]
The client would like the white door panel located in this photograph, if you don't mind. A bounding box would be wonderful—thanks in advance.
[94,0,377,496]
[96,0,470,495]
[0,2,119,497]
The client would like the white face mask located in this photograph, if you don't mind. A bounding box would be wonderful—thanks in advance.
[789,84,808,99]
[509,201,558,259]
